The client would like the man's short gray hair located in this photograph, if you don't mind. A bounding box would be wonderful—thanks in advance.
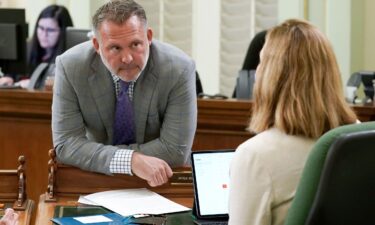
[92,0,147,35]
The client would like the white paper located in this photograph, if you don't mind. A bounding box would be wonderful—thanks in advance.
[78,196,100,206]
[79,188,190,216]
[74,215,112,223]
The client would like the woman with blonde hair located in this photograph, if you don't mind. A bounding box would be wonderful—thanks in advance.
[228,19,357,225]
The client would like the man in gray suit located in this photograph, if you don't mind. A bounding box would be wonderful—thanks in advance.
[52,0,197,187]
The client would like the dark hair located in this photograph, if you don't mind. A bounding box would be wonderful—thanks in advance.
[232,30,267,98]
[242,30,267,70]
[28,5,73,74]
[92,0,147,37]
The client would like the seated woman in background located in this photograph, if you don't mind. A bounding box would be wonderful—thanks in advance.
[228,19,357,225]
[0,4,73,87]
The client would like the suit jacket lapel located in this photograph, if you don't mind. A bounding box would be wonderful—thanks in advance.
[88,55,116,143]
[133,52,157,144]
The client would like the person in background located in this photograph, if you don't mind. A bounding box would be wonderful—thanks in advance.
[232,30,267,98]
[242,30,267,71]
[52,0,197,187]
[0,208,18,225]
[228,19,357,225]
[0,4,73,87]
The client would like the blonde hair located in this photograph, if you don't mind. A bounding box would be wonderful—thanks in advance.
[250,19,357,138]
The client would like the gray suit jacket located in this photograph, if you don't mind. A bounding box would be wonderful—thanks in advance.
[52,40,197,174]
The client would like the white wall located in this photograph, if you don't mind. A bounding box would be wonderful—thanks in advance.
[278,0,304,21]
[364,0,375,71]
[326,0,352,85]
[0,0,25,8]
[350,0,364,74]
[56,0,92,29]
[192,0,220,95]
[308,0,326,31]
[278,0,370,87]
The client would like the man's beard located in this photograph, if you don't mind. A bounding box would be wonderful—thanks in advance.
[99,48,118,76]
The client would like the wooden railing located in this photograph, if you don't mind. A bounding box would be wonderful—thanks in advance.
[0,155,34,225]
[43,150,193,205]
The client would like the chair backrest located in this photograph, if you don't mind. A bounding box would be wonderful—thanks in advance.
[284,121,375,225]
[196,71,203,96]
[235,69,255,99]
[232,30,267,98]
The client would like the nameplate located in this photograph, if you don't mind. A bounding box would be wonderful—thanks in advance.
[170,171,193,186]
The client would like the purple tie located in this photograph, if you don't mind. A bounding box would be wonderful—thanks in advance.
[113,80,135,145]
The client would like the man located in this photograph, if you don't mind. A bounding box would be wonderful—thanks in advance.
[52,0,197,187]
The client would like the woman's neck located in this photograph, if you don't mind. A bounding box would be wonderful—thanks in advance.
[42,48,54,61]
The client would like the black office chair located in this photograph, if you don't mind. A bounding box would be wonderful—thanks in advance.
[284,122,375,225]
[233,30,267,98]
[196,71,203,96]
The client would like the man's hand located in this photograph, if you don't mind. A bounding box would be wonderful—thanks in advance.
[0,208,19,225]
[0,77,14,86]
[131,152,173,187]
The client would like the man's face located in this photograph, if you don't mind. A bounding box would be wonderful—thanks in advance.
[93,16,152,81]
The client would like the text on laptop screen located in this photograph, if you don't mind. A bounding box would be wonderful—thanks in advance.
[192,151,234,216]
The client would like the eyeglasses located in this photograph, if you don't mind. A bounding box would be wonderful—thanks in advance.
[37,25,59,34]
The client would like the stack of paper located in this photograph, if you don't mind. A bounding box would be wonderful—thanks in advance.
[78,188,190,217]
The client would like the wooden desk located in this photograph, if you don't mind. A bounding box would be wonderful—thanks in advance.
[0,202,33,225]
[351,104,375,121]
[0,156,34,225]
[193,99,253,150]
[0,90,52,206]
[1,89,375,206]
[35,150,193,224]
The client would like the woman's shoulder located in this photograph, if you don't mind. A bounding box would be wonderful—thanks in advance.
[236,128,315,157]
[238,128,286,148]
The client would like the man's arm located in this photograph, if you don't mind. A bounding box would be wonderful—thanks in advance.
[130,59,197,167]
[52,55,117,175]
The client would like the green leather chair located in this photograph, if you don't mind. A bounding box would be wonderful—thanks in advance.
[284,121,375,225]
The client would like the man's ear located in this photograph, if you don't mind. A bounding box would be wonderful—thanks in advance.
[92,37,100,54]
[147,28,153,45]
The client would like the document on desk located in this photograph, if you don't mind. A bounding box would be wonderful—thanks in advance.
[51,213,127,225]
[78,188,190,217]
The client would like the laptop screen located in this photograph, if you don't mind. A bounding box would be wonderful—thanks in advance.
[191,150,235,219]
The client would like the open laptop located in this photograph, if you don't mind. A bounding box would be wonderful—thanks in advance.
[191,150,235,225]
